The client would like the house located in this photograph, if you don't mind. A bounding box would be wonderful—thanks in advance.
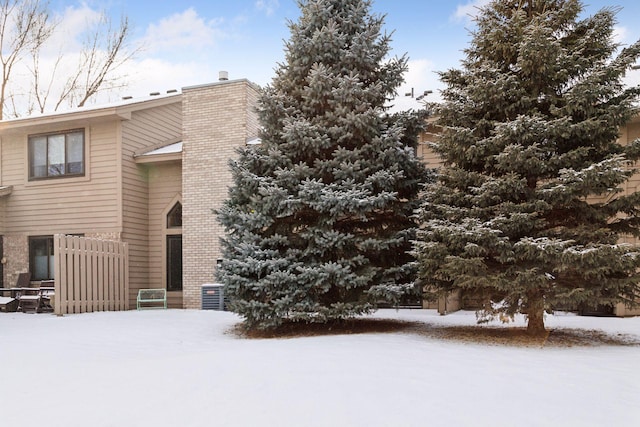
[0,75,260,310]
[417,113,640,317]
[2,73,638,317]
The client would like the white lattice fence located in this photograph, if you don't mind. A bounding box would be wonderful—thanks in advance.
[54,235,129,315]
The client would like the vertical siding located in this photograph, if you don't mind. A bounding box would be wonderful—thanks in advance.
[121,101,182,305]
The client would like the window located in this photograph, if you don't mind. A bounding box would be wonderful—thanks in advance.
[165,201,182,292]
[29,129,84,180]
[29,236,54,281]
[167,235,182,291]
[167,202,182,228]
[28,234,84,280]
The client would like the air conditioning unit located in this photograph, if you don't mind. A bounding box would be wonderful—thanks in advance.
[201,284,226,310]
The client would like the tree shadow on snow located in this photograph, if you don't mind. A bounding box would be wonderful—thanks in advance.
[230,318,640,348]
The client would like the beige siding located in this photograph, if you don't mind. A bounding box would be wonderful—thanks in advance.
[418,122,443,168]
[421,115,640,316]
[147,161,182,308]
[625,120,640,192]
[0,121,122,285]
[0,197,5,233]
[616,303,640,316]
[121,101,182,306]
[0,97,182,300]
[616,119,640,246]
[1,122,120,235]
[0,197,5,286]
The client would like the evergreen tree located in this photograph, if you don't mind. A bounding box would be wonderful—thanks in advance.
[217,0,430,329]
[414,0,640,335]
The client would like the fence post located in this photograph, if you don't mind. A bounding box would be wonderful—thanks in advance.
[54,235,62,315]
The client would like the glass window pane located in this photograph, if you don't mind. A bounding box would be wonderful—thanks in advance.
[28,130,86,180]
[30,237,53,280]
[30,136,48,177]
[48,134,65,176]
[67,132,84,174]
[167,202,182,228]
[48,254,55,279]
[167,235,182,291]
[34,255,49,280]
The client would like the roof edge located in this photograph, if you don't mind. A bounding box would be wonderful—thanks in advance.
[133,137,182,157]
[0,93,182,131]
[182,78,261,93]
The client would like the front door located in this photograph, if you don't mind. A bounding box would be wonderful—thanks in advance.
[167,235,182,291]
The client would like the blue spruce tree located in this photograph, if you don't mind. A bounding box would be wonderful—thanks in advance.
[414,0,640,335]
[217,0,430,329]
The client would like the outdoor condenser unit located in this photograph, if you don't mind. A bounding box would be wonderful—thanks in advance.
[201,283,226,310]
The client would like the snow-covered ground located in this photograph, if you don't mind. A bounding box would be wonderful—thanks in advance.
[1,308,639,427]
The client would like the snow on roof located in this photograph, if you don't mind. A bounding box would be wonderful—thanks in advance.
[140,142,183,156]
[1,91,182,125]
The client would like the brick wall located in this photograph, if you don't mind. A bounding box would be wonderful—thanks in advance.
[181,80,260,309]
[3,234,28,287]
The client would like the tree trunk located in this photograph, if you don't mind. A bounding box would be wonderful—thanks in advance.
[526,292,546,336]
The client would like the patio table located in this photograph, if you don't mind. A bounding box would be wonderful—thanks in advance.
[0,288,22,298]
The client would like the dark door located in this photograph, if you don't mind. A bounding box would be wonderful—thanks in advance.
[167,235,182,291]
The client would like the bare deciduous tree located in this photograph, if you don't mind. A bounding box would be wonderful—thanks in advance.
[0,1,136,118]
[68,14,134,109]
[0,0,53,119]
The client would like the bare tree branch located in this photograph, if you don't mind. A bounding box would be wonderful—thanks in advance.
[2,2,136,117]
[0,0,54,119]
[28,45,63,113]
[72,13,137,108]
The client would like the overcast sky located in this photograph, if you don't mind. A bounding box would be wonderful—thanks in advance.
[41,0,640,111]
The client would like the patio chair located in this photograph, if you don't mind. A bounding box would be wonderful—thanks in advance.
[18,291,43,313]
[15,272,42,313]
[16,272,31,287]
[0,273,31,312]
[39,280,55,312]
